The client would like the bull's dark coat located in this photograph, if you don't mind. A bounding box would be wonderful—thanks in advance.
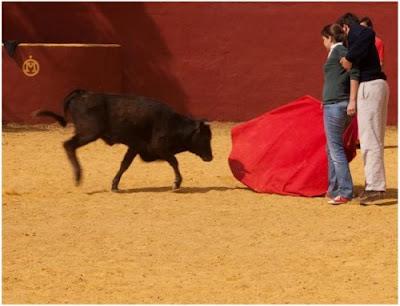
[36,89,213,191]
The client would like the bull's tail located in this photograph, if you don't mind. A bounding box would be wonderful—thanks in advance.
[33,110,67,127]
[33,89,87,127]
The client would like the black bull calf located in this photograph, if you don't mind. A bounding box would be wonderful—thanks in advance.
[35,89,213,191]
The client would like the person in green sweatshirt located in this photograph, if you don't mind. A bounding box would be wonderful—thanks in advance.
[321,23,359,205]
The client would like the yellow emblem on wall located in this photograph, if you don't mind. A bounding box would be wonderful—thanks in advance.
[22,55,40,77]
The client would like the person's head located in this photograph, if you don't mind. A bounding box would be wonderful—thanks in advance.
[336,12,360,35]
[360,16,373,29]
[321,24,345,51]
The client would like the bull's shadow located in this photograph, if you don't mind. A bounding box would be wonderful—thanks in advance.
[87,186,249,195]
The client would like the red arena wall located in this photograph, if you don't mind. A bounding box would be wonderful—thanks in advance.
[3,44,122,123]
[3,2,397,124]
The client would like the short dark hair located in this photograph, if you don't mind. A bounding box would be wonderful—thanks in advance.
[337,12,360,26]
[321,24,346,43]
[360,16,373,28]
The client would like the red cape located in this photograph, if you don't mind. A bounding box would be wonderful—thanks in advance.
[228,95,358,197]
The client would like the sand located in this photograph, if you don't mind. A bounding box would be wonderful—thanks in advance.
[2,122,397,303]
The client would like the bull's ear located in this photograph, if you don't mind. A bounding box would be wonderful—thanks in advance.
[194,119,209,133]
[195,120,201,130]
[191,121,201,135]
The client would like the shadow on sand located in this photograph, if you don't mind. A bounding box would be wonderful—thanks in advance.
[87,186,250,195]
[353,186,398,207]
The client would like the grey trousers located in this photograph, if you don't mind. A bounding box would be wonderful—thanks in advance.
[357,79,389,191]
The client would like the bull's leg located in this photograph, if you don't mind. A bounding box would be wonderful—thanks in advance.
[63,134,98,185]
[166,156,182,190]
[111,148,137,192]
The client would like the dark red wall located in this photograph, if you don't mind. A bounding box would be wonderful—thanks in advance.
[3,2,397,124]
[3,45,122,123]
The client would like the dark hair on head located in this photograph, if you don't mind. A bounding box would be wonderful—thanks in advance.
[321,24,346,43]
[360,16,373,28]
[336,12,360,26]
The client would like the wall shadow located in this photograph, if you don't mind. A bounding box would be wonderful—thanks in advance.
[93,3,189,114]
[3,2,188,114]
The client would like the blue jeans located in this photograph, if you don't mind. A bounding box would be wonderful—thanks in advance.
[323,101,353,199]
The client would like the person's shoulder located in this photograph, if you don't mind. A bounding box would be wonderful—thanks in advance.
[350,23,363,33]
[350,23,374,37]
[334,44,348,56]
[335,44,347,51]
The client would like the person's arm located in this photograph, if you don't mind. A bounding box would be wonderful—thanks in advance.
[348,66,360,116]
[345,27,375,64]
[348,80,359,116]
[340,57,352,71]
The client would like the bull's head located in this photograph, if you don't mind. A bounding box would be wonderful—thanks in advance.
[190,120,213,162]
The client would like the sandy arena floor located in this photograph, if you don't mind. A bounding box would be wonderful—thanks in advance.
[2,122,397,303]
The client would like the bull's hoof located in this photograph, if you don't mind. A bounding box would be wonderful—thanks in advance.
[74,172,82,186]
[172,182,182,191]
[111,187,120,193]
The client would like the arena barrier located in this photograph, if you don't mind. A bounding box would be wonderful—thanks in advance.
[2,43,122,124]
